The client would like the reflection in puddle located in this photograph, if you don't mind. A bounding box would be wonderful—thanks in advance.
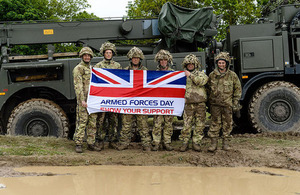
[0,166,300,195]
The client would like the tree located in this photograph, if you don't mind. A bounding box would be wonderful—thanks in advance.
[0,0,92,21]
[127,0,200,18]
[0,0,97,55]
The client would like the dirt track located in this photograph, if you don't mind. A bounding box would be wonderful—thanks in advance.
[0,132,299,177]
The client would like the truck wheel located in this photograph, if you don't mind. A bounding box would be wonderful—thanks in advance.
[7,99,69,137]
[249,81,300,132]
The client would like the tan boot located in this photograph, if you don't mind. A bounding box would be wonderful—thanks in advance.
[208,138,218,152]
[164,143,174,151]
[152,144,159,151]
[75,145,83,153]
[95,141,104,151]
[87,144,101,151]
[179,143,188,152]
[192,143,201,152]
[109,142,118,149]
[222,138,231,151]
[117,143,128,151]
[143,145,151,152]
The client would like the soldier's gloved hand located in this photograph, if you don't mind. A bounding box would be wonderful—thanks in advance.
[232,100,241,112]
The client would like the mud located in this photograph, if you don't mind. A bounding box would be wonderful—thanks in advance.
[0,132,299,178]
[0,166,300,195]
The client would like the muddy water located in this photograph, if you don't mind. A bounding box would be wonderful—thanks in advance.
[0,166,300,195]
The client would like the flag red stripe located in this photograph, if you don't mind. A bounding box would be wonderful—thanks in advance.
[89,86,186,98]
[149,71,183,85]
[92,68,120,84]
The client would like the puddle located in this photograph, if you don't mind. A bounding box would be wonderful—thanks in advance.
[0,166,300,195]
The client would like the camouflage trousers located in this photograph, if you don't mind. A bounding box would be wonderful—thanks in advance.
[96,112,119,142]
[74,105,97,145]
[152,115,173,145]
[119,114,151,147]
[179,103,206,145]
[208,105,232,138]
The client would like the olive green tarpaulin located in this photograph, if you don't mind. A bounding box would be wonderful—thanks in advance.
[158,2,213,48]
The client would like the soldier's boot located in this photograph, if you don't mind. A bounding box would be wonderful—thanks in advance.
[117,143,128,151]
[192,143,201,152]
[99,141,105,150]
[109,142,118,149]
[222,138,231,151]
[152,144,160,151]
[163,143,174,151]
[143,145,151,152]
[179,143,189,152]
[95,141,104,151]
[208,138,218,152]
[75,145,83,153]
[87,144,101,151]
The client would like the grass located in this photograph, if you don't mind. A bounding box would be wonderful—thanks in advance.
[231,137,300,147]
[0,135,72,156]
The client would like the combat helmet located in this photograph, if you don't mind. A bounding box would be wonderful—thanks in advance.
[182,54,200,69]
[127,46,144,60]
[215,52,231,65]
[155,49,173,65]
[100,42,117,55]
[79,47,94,58]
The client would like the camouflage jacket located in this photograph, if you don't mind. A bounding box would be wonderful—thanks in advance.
[124,63,147,70]
[185,69,208,104]
[208,68,242,107]
[95,59,122,69]
[73,60,91,103]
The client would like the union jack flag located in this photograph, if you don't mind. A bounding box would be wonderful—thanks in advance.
[87,68,186,116]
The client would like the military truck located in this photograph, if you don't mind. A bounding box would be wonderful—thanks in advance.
[224,3,300,133]
[1,2,300,138]
[0,3,216,138]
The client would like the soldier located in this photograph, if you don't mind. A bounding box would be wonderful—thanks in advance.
[117,47,152,151]
[207,52,242,152]
[179,54,208,152]
[73,47,100,153]
[95,42,122,150]
[152,49,175,151]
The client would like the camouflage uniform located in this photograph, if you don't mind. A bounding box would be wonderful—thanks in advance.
[207,52,242,151]
[73,47,98,149]
[118,47,151,150]
[179,54,208,152]
[94,42,122,147]
[152,50,175,151]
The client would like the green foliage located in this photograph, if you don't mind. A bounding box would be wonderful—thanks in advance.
[0,0,95,55]
[0,0,92,21]
[127,0,200,18]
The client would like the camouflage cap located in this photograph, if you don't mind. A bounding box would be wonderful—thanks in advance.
[127,46,144,60]
[100,42,116,55]
[79,47,94,58]
[154,49,173,65]
[215,52,231,63]
[182,54,200,69]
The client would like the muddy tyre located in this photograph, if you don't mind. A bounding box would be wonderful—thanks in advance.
[249,81,300,132]
[7,99,69,137]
